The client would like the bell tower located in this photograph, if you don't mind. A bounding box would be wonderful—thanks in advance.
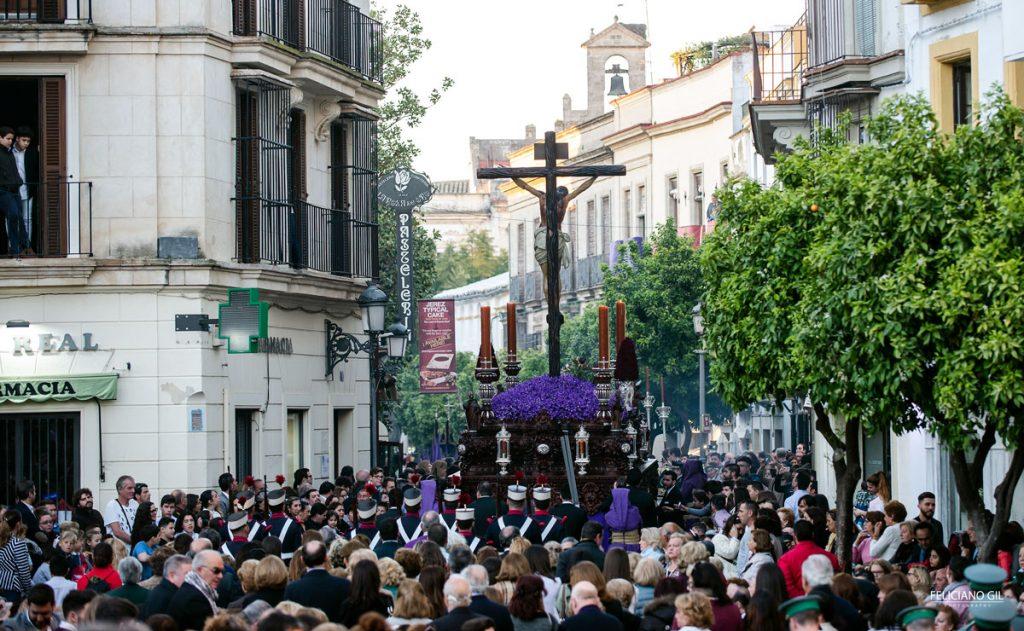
[583,16,649,116]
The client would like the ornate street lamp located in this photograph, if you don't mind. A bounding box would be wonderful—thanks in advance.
[325,283,409,468]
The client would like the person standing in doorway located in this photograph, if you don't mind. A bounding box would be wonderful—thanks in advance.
[0,127,26,257]
[12,127,36,254]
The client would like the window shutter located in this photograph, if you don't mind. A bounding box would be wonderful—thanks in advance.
[38,76,67,257]
[289,109,307,268]
[233,0,256,36]
[235,88,260,263]
[854,0,876,57]
[330,121,351,275]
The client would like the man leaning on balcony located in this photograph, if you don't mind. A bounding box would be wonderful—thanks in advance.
[0,126,27,258]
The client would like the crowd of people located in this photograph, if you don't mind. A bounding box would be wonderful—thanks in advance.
[1,448,1023,631]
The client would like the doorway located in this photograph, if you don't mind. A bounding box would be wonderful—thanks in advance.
[0,75,67,257]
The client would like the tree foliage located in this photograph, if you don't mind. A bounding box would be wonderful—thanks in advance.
[434,230,508,292]
[373,3,454,175]
[601,222,729,434]
[372,3,452,319]
[387,352,477,449]
[702,91,1024,564]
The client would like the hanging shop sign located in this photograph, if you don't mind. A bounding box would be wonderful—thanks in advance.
[0,373,118,404]
[379,169,433,340]
[418,299,457,394]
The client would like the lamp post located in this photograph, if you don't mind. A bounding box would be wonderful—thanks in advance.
[325,284,409,468]
[692,303,706,440]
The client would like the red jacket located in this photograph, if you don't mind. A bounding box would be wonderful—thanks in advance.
[76,565,123,592]
[778,540,840,598]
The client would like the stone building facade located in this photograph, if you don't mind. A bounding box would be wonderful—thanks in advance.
[0,0,390,506]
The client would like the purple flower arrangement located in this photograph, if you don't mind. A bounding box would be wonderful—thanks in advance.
[492,375,599,422]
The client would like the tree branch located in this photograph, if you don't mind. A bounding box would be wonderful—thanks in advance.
[970,419,997,488]
[813,402,846,453]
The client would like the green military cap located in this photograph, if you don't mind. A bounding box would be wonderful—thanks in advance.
[897,606,938,628]
[965,563,1008,592]
[970,598,1018,631]
[779,596,822,619]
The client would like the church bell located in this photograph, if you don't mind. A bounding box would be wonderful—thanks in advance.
[608,74,628,97]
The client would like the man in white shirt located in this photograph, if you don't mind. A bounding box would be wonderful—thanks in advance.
[104,475,139,544]
[784,470,812,514]
[11,127,34,253]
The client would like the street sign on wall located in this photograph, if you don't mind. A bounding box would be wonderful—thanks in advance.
[418,299,457,394]
[379,169,433,339]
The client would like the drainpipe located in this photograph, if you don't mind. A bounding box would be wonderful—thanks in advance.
[95,399,105,483]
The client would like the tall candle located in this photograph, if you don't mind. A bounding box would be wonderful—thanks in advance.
[646,367,650,394]
[598,305,610,361]
[507,303,517,355]
[661,376,665,402]
[481,306,491,361]
[615,300,626,351]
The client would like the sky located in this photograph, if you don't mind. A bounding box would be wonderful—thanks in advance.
[375,0,805,182]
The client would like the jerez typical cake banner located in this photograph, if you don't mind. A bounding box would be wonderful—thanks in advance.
[417,299,458,394]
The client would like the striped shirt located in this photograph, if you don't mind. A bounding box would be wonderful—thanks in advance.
[0,537,33,595]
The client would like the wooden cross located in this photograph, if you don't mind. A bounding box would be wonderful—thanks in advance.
[478,131,626,377]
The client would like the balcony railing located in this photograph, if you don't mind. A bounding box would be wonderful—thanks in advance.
[751,16,808,103]
[0,0,91,23]
[234,0,383,84]
[237,199,377,278]
[509,254,606,304]
[0,179,93,259]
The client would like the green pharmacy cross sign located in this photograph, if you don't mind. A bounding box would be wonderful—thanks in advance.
[218,289,269,353]
[174,288,269,354]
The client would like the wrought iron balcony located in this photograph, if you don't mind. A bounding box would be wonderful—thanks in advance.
[0,178,93,259]
[751,15,808,104]
[233,0,383,84]
[235,199,378,278]
[0,0,91,23]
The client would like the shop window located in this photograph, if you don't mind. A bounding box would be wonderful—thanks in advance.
[286,409,306,474]
[333,409,353,478]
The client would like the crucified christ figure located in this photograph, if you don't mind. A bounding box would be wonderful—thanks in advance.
[512,176,596,300]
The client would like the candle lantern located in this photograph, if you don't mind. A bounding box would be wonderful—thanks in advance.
[656,403,672,450]
[574,424,590,476]
[496,424,511,476]
[625,421,638,465]
[640,392,655,457]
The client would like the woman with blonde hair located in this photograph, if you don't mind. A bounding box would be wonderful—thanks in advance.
[906,565,932,603]
[678,541,710,575]
[242,555,289,607]
[664,533,686,577]
[493,552,532,605]
[633,557,664,614]
[674,592,714,631]
[378,557,405,598]
[386,579,435,630]
[640,528,664,563]
[508,537,531,556]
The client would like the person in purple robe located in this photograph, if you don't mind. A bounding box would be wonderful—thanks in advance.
[604,486,642,552]
[678,459,707,505]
